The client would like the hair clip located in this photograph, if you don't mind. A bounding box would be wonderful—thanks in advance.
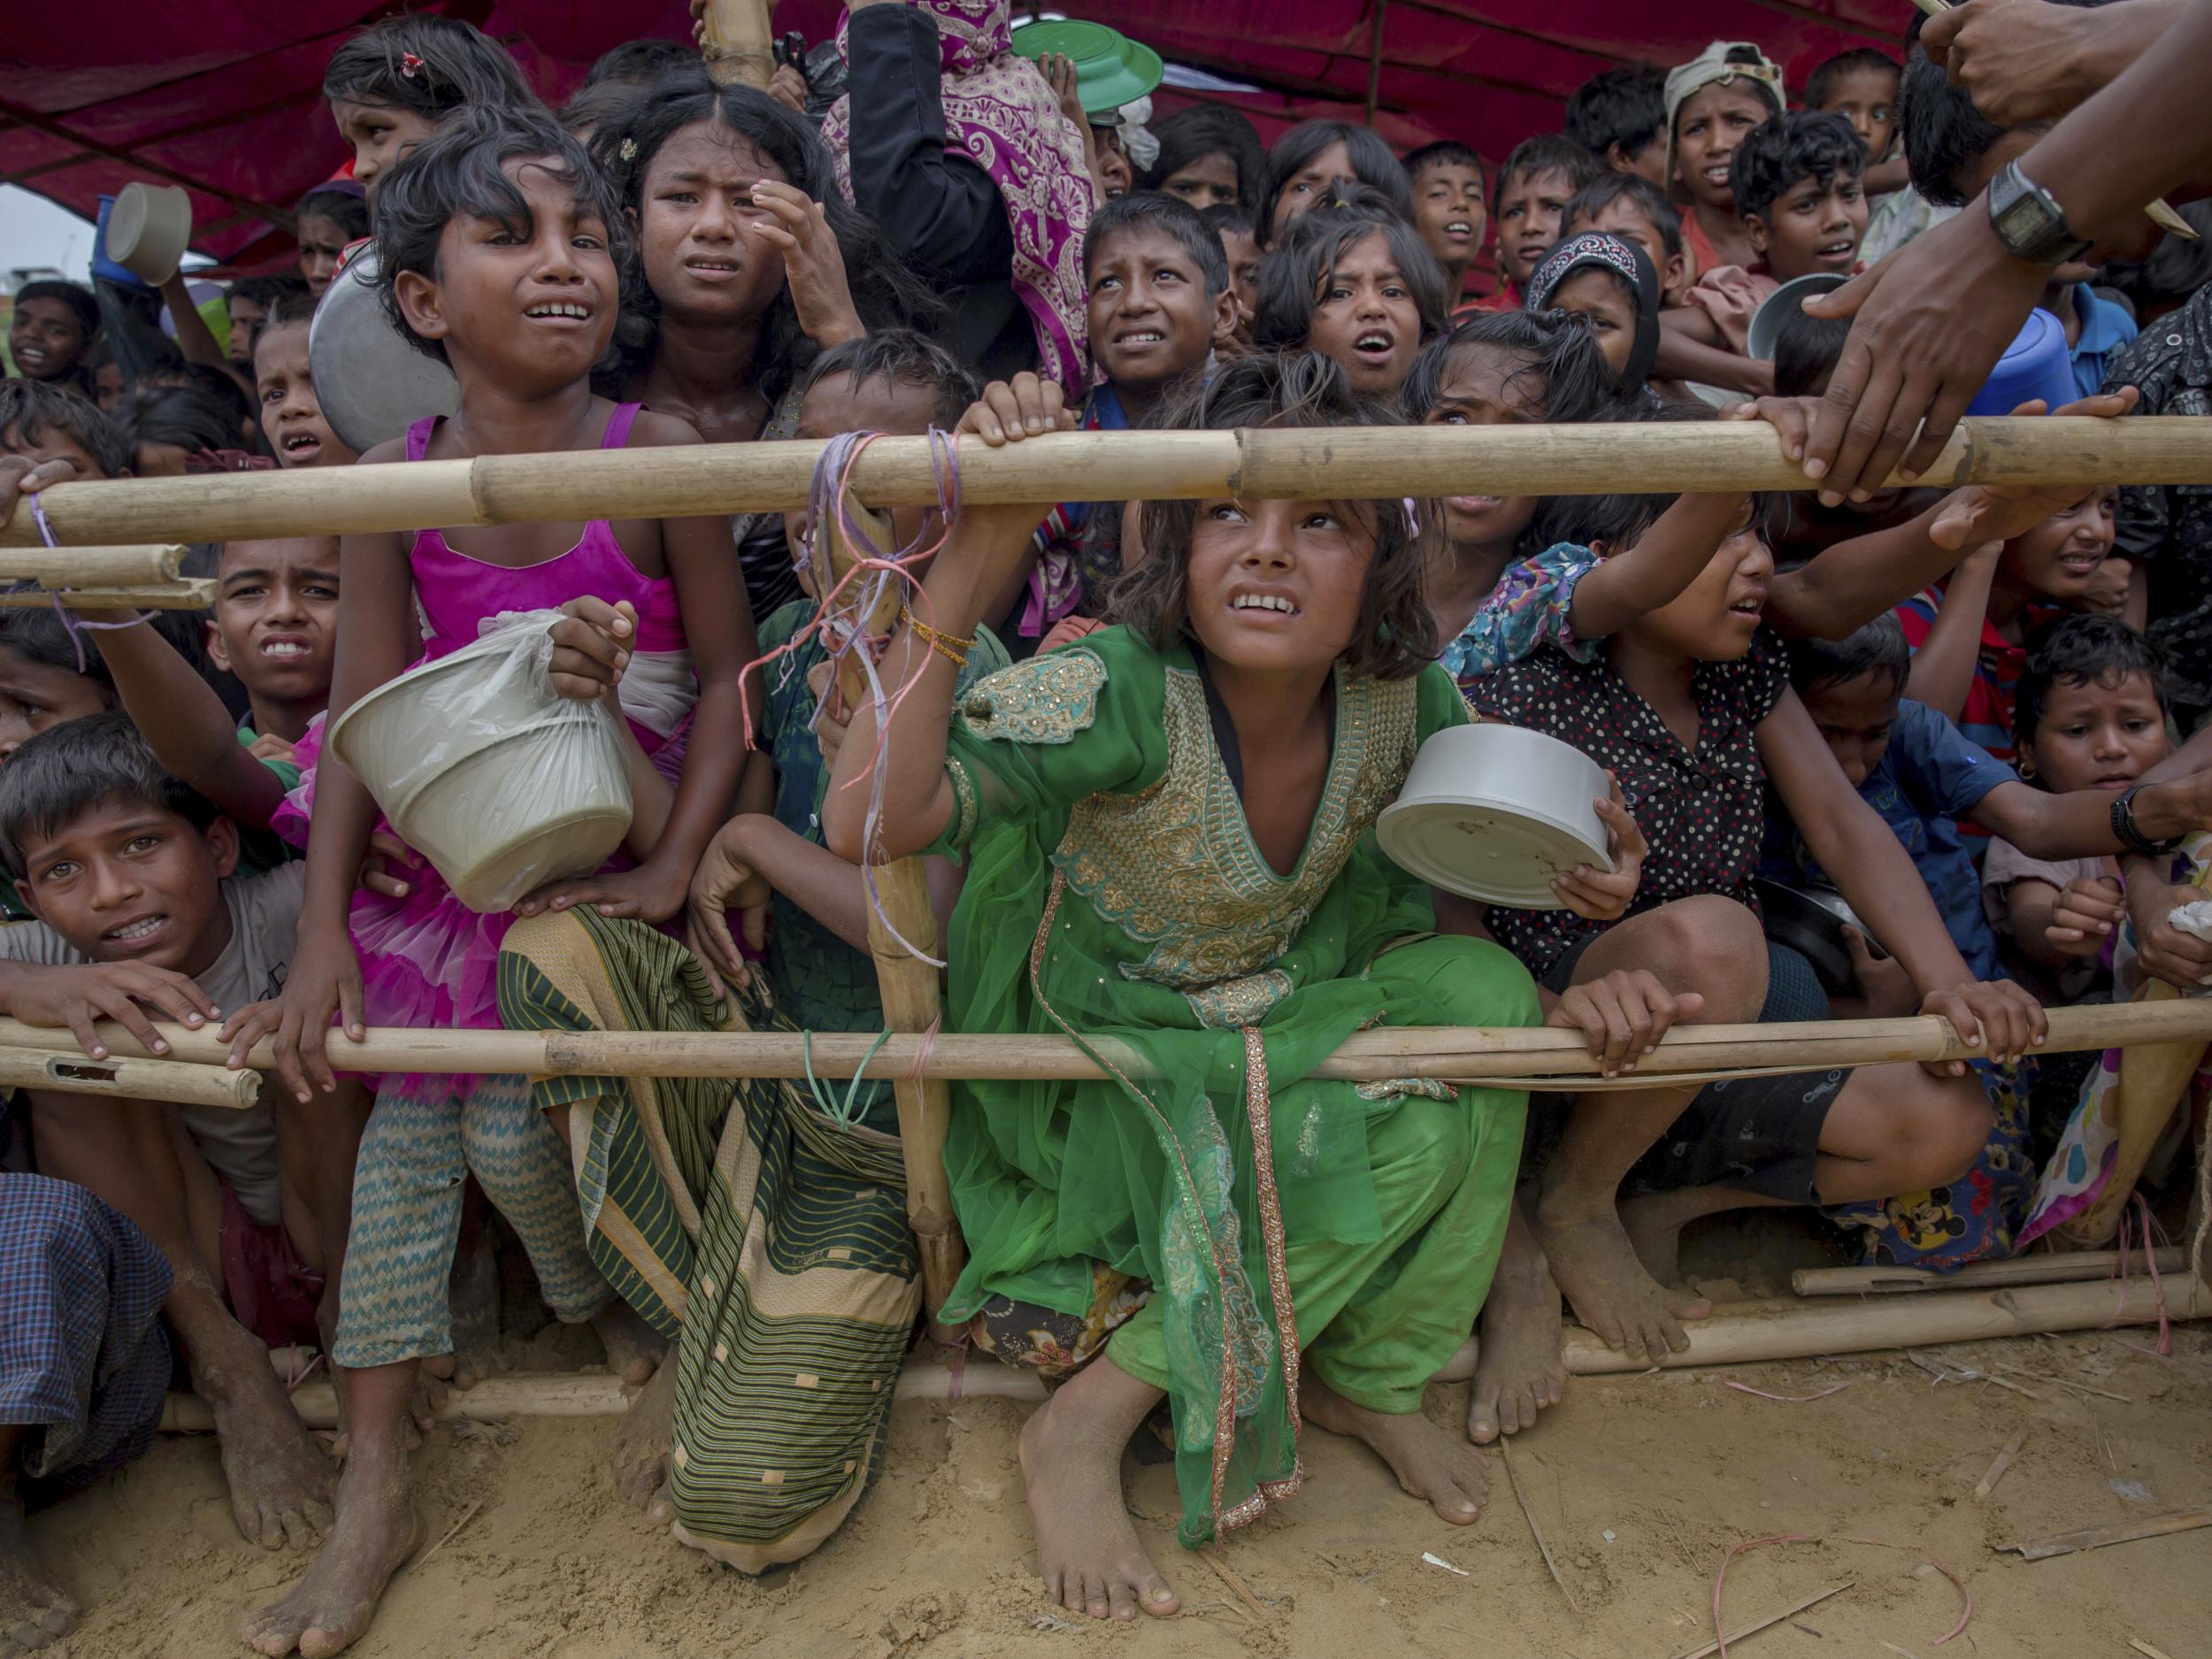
[618,136,638,162]
[399,50,426,79]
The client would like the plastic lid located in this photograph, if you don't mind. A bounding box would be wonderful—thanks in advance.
[1965,306,2078,417]
[1376,796,1611,910]
[1009,19,1164,113]
[1747,271,1848,361]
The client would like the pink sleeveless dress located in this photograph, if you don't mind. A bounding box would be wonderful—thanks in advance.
[277,403,698,1057]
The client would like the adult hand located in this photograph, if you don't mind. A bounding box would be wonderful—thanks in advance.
[514,859,690,925]
[685,817,773,992]
[749,180,863,349]
[1921,0,2100,127]
[220,933,365,1101]
[1919,977,2047,1074]
[1718,395,1824,465]
[7,962,219,1059]
[547,597,637,702]
[2047,874,2127,956]
[2124,868,2212,990]
[1801,210,2053,503]
[1546,971,1703,1079]
[1550,774,1645,921]
[1924,388,2141,549]
[2079,554,2133,616]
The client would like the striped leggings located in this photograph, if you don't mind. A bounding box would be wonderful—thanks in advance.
[333,1072,609,1370]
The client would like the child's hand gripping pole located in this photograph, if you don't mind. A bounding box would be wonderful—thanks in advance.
[818,476,970,1334]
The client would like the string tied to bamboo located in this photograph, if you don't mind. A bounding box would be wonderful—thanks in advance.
[20,493,157,670]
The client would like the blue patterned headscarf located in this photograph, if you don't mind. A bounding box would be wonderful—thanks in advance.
[1525,231,1661,391]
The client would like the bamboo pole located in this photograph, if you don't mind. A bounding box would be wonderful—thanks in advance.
[1559,1271,2208,1375]
[699,0,775,88]
[0,580,217,611]
[0,1046,261,1110]
[1793,1246,2187,1297]
[0,544,186,583]
[819,494,968,1327]
[8,999,2201,1087]
[7,419,2209,548]
[2002,1508,2212,1561]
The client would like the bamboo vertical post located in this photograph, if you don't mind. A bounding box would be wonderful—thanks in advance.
[819,495,969,1331]
[699,0,776,88]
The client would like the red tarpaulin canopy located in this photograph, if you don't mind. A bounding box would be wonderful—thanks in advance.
[0,0,1904,271]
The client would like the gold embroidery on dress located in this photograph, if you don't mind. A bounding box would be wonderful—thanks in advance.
[944,756,979,849]
[1055,664,1420,994]
[1354,1076,1462,1102]
[1186,970,1294,1030]
[956,648,1107,747]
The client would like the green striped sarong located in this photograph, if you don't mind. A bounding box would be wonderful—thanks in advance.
[497,909,919,1572]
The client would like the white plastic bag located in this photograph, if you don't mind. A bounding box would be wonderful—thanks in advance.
[327,607,634,913]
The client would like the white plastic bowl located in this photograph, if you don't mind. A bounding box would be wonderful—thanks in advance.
[328,635,633,914]
[107,184,193,286]
[1377,722,1613,909]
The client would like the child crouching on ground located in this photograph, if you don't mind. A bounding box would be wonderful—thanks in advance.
[1462,468,2043,1441]
[0,716,344,1551]
[819,352,1677,1620]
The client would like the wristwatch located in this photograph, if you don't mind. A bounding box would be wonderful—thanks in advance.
[1987,160,2093,266]
[2111,784,2184,858]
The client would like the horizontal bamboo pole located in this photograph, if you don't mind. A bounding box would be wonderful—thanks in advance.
[4,419,2207,548]
[0,1046,260,1110]
[5,999,2200,1090]
[0,544,186,582]
[1794,1246,2187,1296]
[0,580,217,611]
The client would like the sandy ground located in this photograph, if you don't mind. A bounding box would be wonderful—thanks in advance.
[33,1289,2212,1659]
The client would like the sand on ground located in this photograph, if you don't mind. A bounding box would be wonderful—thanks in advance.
[31,1306,2212,1659]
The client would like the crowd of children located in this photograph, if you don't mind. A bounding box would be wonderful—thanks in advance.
[0,3,2208,1651]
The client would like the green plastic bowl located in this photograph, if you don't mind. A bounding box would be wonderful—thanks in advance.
[1010,19,1164,115]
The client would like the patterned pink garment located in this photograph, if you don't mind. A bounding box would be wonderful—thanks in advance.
[820,0,1093,390]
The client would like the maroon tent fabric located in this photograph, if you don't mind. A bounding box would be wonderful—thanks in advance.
[0,0,1903,270]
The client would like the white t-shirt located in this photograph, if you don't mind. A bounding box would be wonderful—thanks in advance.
[0,862,305,1226]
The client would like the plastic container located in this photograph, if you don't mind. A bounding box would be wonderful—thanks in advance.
[1377,724,1613,909]
[105,183,193,286]
[1965,307,2079,416]
[327,610,634,913]
[1009,19,1163,114]
[308,243,461,452]
[91,195,151,291]
[1747,271,1849,361]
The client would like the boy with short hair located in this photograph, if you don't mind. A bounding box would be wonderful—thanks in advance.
[225,276,311,373]
[1486,134,1603,311]
[0,714,352,1551]
[252,291,357,470]
[1199,202,1262,334]
[1563,65,1669,187]
[1897,29,2137,397]
[1804,47,1933,264]
[1402,140,1488,308]
[1663,41,1786,276]
[1563,173,1688,305]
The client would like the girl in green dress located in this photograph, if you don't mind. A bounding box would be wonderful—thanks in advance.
[826,352,1671,1622]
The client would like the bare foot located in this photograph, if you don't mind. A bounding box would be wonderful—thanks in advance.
[329,1369,443,1465]
[592,1302,665,1387]
[0,1494,77,1654]
[447,1234,504,1392]
[1018,1390,1179,1622]
[1303,1377,1488,1524]
[1532,1197,1709,1364]
[239,1451,422,1658]
[196,1329,335,1549]
[1468,1266,1565,1446]
[611,1357,676,1525]
[1619,1187,1713,1288]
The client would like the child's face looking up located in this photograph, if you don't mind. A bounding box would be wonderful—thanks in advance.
[330,98,441,202]
[1672,81,1773,211]
[1158,150,1240,211]
[1087,227,1234,396]
[255,320,356,469]
[2001,488,2120,603]
[1802,669,1901,787]
[1421,343,1544,553]
[635,125,792,326]
[1304,231,1423,398]
[1747,172,1868,280]
[1411,161,1486,279]
[207,539,341,714]
[786,371,947,596]
[8,298,88,384]
[1627,501,1772,663]
[1272,139,1355,235]
[12,797,237,977]
[395,157,618,390]
[1495,166,1574,288]
[0,646,110,764]
[296,211,355,298]
[1183,495,1379,674]
[1548,269,1638,380]
[2021,669,2169,793]
[1816,67,1899,165]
